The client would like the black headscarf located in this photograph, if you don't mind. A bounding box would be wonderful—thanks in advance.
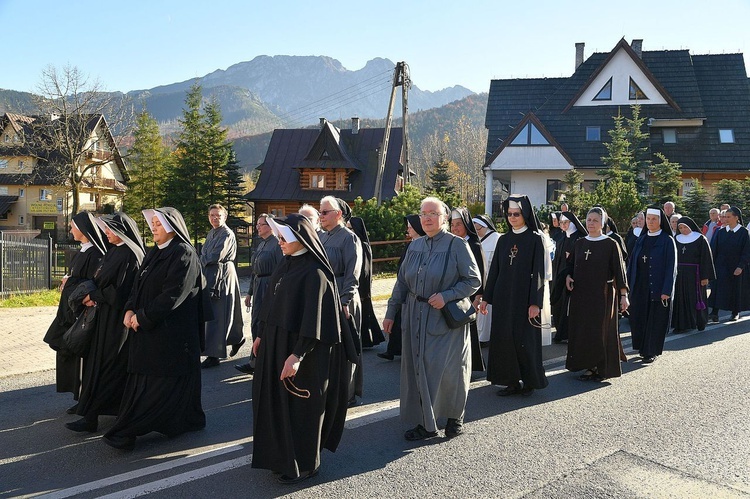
[641,206,672,236]
[676,216,701,234]
[561,211,588,237]
[405,214,426,237]
[728,206,744,225]
[451,207,479,241]
[96,212,146,265]
[336,198,352,224]
[472,214,497,233]
[71,211,108,255]
[143,207,194,251]
[348,217,369,245]
[502,194,541,233]
[605,217,619,235]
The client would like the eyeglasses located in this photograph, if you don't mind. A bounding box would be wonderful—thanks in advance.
[283,377,310,398]
[319,209,339,216]
[278,236,286,243]
[507,212,523,218]
[419,212,441,218]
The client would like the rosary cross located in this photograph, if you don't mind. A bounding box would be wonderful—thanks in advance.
[584,249,592,261]
[642,254,648,263]
[509,244,518,265]
[681,246,687,254]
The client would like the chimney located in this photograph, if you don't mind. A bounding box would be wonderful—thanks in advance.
[631,39,643,58]
[351,117,360,135]
[319,118,327,128]
[575,42,585,70]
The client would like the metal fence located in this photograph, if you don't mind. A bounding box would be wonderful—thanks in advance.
[0,233,80,297]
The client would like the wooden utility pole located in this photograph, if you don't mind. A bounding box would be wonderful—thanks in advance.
[374,61,410,204]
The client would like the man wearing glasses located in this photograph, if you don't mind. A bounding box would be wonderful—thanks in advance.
[479,195,548,397]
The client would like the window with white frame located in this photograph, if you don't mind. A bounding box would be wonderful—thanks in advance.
[310,174,326,189]
[40,189,52,201]
[719,129,735,143]
[19,188,24,198]
[0,159,8,169]
[18,215,24,225]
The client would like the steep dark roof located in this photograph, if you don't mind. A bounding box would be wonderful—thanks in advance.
[0,195,18,215]
[246,125,404,203]
[485,43,750,173]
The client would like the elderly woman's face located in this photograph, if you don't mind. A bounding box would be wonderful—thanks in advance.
[419,201,445,237]
[279,237,304,255]
[208,208,226,229]
[450,217,468,238]
[645,214,661,232]
[318,201,341,231]
[104,226,122,245]
[151,215,174,245]
[586,212,603,235]
[670,216,679,232]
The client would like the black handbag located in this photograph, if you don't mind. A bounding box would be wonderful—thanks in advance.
[438,239,477,329]
[62,305,97,357]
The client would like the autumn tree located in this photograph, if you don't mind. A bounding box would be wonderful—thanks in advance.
[29,64,133,215]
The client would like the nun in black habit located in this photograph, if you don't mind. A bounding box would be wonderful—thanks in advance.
[44,211,107,410]
[66,212,145,433]
[707,206,750,322]
[480,195,548,396]
[348,216,386,348]
[103,208,207,450]
[551,211,587,342]
[626,207,677,363]
[252,214,351,484]
[672,216,715,332]
[450,207,486,372]
[605,217,628,262]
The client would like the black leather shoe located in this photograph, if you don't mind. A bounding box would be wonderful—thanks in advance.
[520,386,534,396]
[377,352,395,361]
[497,385,522,396]
[234,363,254,375]
[445,418,463,438]
[277,468,319,484]
[229,338,246,357]
[708,314,719,323]
[404,425,438,441]
[65,417,97,433]
[103,434,135,451]
[642,356,656,364]
[729,314,739,321]
[201,357,220,368]
[347,397,359,408]
[66,403,78,415]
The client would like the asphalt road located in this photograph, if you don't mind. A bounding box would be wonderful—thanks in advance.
[1,301,749,498]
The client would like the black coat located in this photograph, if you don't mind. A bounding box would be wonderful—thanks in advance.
[125,239,204,377]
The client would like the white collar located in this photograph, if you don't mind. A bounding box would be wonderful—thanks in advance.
[157,237,174,249]
[512,226,528,234]
[116,241,125,247]
[464,235,469,241]
[80,242,93,252]
[585,234,608,241]
[676,232,701,244]
[633,227,642,237]
[291,247,309,256]
[727,224,741,232]
[648,229,662,237]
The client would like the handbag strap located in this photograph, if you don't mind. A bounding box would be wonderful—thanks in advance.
[436,237,455,294]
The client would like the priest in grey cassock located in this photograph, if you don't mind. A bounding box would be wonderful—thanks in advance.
[480,195,548,396]
[626,206,677,364]
[200,204,245,368]
[672,216,715,332]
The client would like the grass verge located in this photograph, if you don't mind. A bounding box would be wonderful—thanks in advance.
[0,290,61,308]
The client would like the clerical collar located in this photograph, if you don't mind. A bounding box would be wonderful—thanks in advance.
[512,226,528,234]
[157,237,174,249]
[676,232,701,244]
[291,247,309,256]
[726,224,741,232]
[585,234,608,241]
[648,229,662,237]
[79,242,94,252]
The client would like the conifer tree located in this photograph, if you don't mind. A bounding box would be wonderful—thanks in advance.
[649,152,683,205]
[124,110,170,237]
[223,148,246,218]
[428,149,455,196]
[682,178,712,222]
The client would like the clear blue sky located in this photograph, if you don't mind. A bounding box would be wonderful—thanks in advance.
[2,0,748,95]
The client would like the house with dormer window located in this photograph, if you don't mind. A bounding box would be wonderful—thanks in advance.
[0,112,127,239]
[483,38,750,210]
[245,118,405,217]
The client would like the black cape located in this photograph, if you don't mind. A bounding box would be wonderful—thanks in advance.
[349,217,386,347]
[673,226,715,331]
[252,213,349,478]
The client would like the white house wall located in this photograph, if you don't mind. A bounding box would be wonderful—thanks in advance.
[574,49,668,107]
[495,170,601,209]
[488,146,571,170]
